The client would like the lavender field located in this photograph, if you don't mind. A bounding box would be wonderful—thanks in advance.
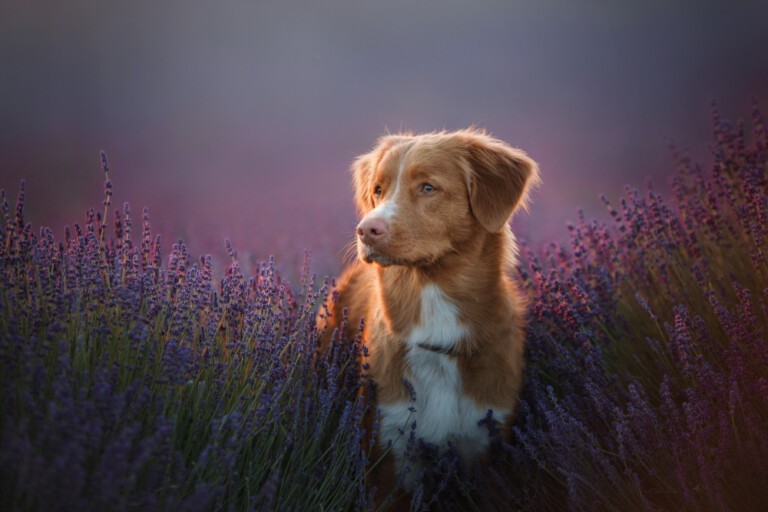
[1,105,767,511]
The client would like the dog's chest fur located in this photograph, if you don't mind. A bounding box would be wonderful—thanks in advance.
[377,284,509,471]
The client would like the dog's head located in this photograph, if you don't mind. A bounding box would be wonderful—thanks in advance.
[351,129,539,267]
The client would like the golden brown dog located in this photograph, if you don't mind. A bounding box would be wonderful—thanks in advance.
[320,128,539,506]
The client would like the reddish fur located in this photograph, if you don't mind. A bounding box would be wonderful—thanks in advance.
[319,128,539,506]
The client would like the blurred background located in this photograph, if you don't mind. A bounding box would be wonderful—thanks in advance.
[1,0,767,276]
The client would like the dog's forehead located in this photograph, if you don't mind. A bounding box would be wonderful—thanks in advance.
[376,139,413,174]
[378,136,465,178]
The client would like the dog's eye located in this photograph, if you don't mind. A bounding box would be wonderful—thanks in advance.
[374,185,382,196]
[421,183,436,193]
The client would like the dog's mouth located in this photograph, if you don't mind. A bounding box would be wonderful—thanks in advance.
[360,244,438,268]
[361,245,400,266]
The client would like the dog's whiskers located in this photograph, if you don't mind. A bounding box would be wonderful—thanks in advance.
[340,237,358,264]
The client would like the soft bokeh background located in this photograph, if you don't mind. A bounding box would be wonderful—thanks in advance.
[2,0,767,276]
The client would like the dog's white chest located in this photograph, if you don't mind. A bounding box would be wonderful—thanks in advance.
[378,285,508,478]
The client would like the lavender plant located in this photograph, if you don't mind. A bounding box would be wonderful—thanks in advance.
[0,153,370,511]
[490,103,768,512]
[1,104,766,512]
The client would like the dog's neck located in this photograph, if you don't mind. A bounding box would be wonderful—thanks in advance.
[396,226,513,283]
[374,226,516,343]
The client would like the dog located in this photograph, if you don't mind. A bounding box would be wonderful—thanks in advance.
[320,128,539,507]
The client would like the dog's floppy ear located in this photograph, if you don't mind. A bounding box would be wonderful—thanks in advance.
[463,131,540,233]
[351,151,376,216]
